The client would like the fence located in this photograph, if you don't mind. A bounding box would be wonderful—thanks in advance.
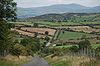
[61,48,99,66]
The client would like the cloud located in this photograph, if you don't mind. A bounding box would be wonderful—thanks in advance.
[14,0,100,8]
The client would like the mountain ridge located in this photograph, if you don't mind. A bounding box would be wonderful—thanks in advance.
[17,3,100,18]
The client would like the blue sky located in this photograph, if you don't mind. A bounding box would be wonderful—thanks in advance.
[14,0,100,8]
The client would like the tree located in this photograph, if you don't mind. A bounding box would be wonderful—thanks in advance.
[95,47,100,59]
[0,22,14,56]
[69,46,78,52]
[78,39,91,50]
[62,30,65,34]
[44,31,50,42]
[81,35,87,40]
[0,0,17,21]
[14,39,19,44]
[33,23,38,28]
[45,31,49,36]
[11,44,29,56]
[20,38,35,46]
[34,32,38,38]
[44,36,50,42]
[20,38,41,53]
[0,0,17,56]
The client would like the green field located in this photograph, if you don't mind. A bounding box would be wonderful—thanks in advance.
[13,21,81,26]
[9,22,33,26]
[34,21,81,26]
[80,22,100,25]
[58,31,95,40]
[10,21,100,27]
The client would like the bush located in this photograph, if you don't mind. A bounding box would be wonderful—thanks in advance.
[44,36,50,42]
[20,38,41,53]
[20,37,35,46]
[95,47,100,59]
[11,44,28,56]
[33,23,38,27]
[69,46,78,52]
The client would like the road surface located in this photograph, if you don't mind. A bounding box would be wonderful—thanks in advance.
[22,56,49,66]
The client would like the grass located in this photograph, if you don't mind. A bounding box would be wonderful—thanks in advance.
[10,21,81,27]
[0,60,22,66]
[50,44,100,49]
[80,22,100,25]
[91,44,100,49]
[9,22,33,26]
[58,31,95,40]
[0,55,32,66]
[45,56,72,66]
[50,60,71,66]
[34,21,81,27]
[0,60,13,66]
[10,21,100,28]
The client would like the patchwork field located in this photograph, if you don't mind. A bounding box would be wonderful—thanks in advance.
[11,21,100,44]
[11,27,56,39]
[20,27,56,36]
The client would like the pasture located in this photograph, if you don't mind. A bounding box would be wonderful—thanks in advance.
[58,31,96,40]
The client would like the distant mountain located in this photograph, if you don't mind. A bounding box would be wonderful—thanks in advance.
[17,3,100,18]
[17,7,37,18]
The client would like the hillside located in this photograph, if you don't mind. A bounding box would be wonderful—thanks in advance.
[17,4,100,18]
[25,13,100,22]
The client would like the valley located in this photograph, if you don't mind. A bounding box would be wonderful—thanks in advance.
[0,1,100,65]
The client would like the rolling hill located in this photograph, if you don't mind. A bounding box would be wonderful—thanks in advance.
[25,13,100,22]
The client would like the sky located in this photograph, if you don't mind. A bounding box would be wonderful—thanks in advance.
[14,0,100,8]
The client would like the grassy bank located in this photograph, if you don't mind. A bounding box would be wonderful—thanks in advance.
[0,60,22,66]
[0,55,32,66]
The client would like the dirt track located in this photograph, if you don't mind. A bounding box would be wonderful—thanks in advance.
[22,56,49,66]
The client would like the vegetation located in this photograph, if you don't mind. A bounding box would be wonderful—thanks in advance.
[0,0,100,65]
[49,59,71,66]
[8,18,100,66]
[25,13,100,22]
[91,44,100,49]
[0,60,22,66]
[58,31,95,40]
[78,39,91,49]
[0,0,16,56]
[33,23,39,27]
[0,60,16,66]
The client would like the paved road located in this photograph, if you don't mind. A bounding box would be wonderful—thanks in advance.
[22,56,49,66]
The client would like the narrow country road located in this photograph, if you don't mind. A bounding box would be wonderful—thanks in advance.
[22,56,49,66]
[46,29,60,46]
